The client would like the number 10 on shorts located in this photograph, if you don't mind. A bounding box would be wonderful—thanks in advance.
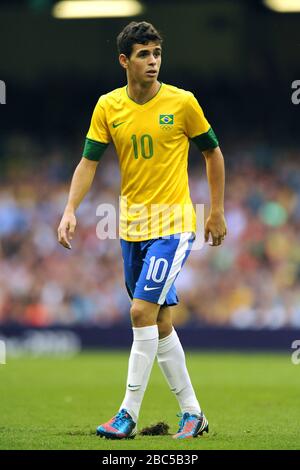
[146,256,169,283]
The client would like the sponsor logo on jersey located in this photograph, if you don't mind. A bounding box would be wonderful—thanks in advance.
[112,121,126,128]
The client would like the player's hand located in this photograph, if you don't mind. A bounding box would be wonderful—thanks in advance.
[205,211,227,247]
[57,211,77,250]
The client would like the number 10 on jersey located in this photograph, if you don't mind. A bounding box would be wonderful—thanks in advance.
[131,134,154,159]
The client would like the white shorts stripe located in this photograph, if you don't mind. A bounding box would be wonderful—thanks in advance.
[157,232,193,305]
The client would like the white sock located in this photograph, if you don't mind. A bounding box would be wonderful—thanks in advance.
[157,328,201,415]
[120,325,159,422]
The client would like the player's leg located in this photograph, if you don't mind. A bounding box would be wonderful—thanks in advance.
[97,240,149,439]
[157,304,173,339]
[112,234,194,434]
[157,305,200,413]
[157,305,201,414]
[115,302,172,433]
[96,233,206,439]
[96,299,160,439]
[156,305,208,438]
[130,297,160,327]
[118,298,160,420]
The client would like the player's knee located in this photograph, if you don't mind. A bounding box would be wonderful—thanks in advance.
[130,304,148,327]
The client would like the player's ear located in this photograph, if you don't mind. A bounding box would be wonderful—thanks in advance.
[119,54,128,69]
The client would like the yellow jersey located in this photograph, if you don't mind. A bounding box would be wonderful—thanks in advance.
[83,83,218,241]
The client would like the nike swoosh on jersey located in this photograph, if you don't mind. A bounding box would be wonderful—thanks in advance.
[144,285,160,291]
[112,121,126,128]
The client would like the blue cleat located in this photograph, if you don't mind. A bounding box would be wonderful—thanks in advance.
[96,408,137,439]
[173,411,209,439]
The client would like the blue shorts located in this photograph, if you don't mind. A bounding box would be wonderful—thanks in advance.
[120,232,195,306]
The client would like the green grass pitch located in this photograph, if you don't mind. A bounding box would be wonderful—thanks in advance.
[0,351,299,450]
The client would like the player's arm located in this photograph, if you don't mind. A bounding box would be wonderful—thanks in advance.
[184,93,227,246]
[202,146,227,247]
[58,96,111,250]
[58,157,99,249]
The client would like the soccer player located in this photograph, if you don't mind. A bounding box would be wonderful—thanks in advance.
[58,21,227,440]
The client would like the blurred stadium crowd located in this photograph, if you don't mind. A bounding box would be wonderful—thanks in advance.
[0,131,299,329]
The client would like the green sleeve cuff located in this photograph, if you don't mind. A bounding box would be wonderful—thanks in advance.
[83,138,109,161]
[191,127,219,151]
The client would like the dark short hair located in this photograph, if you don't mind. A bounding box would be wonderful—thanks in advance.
[117,21,162,58]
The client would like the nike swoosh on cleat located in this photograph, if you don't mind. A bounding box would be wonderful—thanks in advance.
[112,121,126,128]
[144,285,160,291]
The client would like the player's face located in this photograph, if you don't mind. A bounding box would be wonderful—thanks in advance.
[125,42,162,84]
